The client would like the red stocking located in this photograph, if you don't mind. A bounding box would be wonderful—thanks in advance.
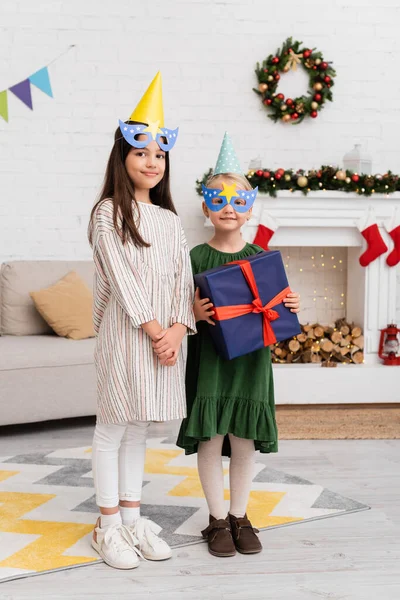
[253,214,277,251]
[386,226,400,267]
[358,211,388,267]
[386,209,400,267]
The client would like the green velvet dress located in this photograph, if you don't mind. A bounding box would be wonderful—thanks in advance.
[177,243,278,456]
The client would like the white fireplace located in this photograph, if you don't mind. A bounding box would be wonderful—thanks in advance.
[209,191,400,405]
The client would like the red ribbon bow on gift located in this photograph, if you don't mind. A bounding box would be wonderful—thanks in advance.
[212,259,291,347]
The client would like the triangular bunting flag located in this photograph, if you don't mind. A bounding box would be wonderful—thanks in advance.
[29,66,53,97]
[9,79,33,110]
[0,90,8,122]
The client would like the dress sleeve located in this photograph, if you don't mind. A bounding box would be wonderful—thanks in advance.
[170,227,197,335]
[96,228,156,328]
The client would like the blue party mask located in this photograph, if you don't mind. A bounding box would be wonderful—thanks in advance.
[202,182,258,213]
[119,120,178,151]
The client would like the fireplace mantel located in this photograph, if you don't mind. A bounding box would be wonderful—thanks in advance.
[246,191,400,247]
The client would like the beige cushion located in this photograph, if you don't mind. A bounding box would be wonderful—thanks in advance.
[0,261,94,336]
[0,335,95,371]
[30,271,95,340]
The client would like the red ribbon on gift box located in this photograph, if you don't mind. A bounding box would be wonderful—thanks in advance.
[212,259,291,347]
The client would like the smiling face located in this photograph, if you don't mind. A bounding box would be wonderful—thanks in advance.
[202,175,252,232]
[124,137,166,190]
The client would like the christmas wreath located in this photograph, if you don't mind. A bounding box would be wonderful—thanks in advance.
[196,167,400,198]
[254,37,336,124]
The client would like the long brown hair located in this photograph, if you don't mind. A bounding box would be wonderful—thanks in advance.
[89,121,177,247]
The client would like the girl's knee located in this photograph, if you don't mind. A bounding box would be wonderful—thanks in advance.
[93,423,127,449]
[124,420,150,443]
[228,434,255,454]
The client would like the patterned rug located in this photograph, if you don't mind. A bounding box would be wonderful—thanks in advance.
[0,437,369,583]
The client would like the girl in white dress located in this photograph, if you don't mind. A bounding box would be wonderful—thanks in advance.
[88,72,195,569]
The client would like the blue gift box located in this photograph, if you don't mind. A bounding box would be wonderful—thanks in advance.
[194,250,301,360]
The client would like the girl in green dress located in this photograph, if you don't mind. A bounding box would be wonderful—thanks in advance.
[175,134,300,557]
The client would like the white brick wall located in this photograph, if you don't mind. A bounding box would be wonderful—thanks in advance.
[1,0,400,319]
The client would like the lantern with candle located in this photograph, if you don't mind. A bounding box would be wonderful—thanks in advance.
[378,324,400,366]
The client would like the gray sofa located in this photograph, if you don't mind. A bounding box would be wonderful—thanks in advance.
[0,261,96,426]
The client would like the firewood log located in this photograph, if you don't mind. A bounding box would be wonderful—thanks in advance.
[288,340,301,353]
[297,333,307,343]
[301,350,312,363]
[331,331,342,344]
[321,339,334,353]
[352,351,364,364]
[321,360,337,368]
[352,335,364,349]
[351,326,362,338]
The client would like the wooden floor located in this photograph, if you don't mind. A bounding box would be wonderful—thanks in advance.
[0,418,399,600]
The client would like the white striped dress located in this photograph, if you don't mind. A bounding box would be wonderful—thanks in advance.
[89,199,196,424]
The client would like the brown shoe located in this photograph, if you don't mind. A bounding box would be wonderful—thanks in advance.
[201,515,236,557]
[229,513,262,554]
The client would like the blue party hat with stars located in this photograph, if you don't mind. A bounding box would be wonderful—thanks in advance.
[214,132,243,175]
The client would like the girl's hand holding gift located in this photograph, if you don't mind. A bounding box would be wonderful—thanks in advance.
[194,287,215,325]
[284,291,300,313]
[152,323,187,365]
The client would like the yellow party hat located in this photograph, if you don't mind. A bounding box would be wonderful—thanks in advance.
[119,71,178,150]
[129,71,164,128]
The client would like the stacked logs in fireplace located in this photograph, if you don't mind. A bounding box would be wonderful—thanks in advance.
[272,319,364,366]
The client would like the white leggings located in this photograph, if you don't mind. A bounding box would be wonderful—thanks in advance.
[198,434,255,520]
[92,421,150,508]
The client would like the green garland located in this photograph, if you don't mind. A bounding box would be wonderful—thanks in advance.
[196,167,400,198]
[254,37,336,124]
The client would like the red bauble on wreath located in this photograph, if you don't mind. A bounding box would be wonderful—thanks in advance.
[254,37,336,124]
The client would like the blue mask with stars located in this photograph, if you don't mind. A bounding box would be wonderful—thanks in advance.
[202,182,258,213]
[119,120,179,151]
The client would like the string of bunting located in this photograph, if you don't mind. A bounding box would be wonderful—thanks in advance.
[196,166,400,198]
[0,45,75,122]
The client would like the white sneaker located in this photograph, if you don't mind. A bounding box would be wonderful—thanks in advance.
[91,518,141,569]
[129,517,172,561]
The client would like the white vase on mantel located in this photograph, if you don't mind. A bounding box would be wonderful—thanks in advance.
[248,156,262,171]
[343,144,372,175]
